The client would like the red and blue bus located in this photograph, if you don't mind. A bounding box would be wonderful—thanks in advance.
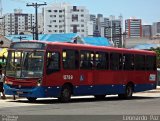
[4,41,157,102]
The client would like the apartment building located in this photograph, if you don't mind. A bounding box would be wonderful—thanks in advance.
[107,20,122,47]
[125,18,142,38]
[152,22,160,37]
[0,9,43,36]
[142,25,152,38]
[43,3,89,37]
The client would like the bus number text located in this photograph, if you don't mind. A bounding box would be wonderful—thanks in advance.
[63,75,73,80]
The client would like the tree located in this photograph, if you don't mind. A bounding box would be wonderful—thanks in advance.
[150,47,160,68]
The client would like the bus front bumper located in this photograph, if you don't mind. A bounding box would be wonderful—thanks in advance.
[4,84,61,98]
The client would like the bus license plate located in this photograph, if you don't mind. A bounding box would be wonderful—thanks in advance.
[17,91,23,94]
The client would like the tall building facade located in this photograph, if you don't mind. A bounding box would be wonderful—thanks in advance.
[0,9,43,36]
[96,14,109,37]
[87,14,96,36]
[88,14,110,37]
[43,3,89,37]
[152,22,160,37]
[125,19,142,38]
[107,20,122,47]
[142,25,152,38]
[88,14,123,47]
[104,15,123,47]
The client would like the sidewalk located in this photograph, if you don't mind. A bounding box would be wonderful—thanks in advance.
[142,86,160,93]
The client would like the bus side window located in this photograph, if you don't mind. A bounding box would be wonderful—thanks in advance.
[123,54,134,70]
[80,51,94,70]
[146,55,156,71]
[135,54,145,70]
[110,53,122,70]
[62,50,79,70]
[46,52,60,74]
[96,52,109,70]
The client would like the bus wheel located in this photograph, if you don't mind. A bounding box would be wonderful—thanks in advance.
[59,85,72,103]
[94,95,106,100]
[118,84,133,99]
[27,97,37,102]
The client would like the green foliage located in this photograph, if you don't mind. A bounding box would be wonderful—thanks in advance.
[150,47,160,68]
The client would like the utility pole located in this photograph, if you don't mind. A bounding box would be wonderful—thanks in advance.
[26,2,47,40]
[31,26,35,40]
[118,26,122,48]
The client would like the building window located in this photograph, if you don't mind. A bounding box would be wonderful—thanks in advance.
[54,10,57,12]
[81,19,84,22]
[48,10,52,12]
[81,30,85,32]
[81,9,84,12]
[48,25,52,27]
[73,25,77,33]
[72,15,78,22]
[48,30,52,32]
[73,6,77,11]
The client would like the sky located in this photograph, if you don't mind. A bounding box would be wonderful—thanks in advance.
[2,0,160,25]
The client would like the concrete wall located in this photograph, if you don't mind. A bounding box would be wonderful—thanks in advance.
[125,38,160,48]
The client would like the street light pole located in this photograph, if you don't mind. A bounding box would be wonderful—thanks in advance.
[26,2,47,40]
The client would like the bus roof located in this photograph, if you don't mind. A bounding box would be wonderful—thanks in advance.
[11,40,156,55]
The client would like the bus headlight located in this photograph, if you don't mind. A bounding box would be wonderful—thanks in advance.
[5,81,13,85]
[37,78,42,86]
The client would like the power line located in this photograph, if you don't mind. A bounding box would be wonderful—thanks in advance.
[9,0,26,3]
[26,2,47,40]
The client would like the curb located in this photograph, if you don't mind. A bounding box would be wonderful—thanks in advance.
[142,86,160,93]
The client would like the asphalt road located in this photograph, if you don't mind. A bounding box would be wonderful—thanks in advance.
[0,93,160,121]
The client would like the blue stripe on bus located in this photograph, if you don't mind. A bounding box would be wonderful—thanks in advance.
[4,83,156,98]
[73,85,126,95]
[134,84,156,92]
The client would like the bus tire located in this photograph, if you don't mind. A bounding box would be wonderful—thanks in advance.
[94,95,106,100]
[118,84,133,99]
[59,85,72,103]
[27,97,37,102]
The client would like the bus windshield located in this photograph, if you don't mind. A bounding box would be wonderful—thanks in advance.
[6,50,44,78]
